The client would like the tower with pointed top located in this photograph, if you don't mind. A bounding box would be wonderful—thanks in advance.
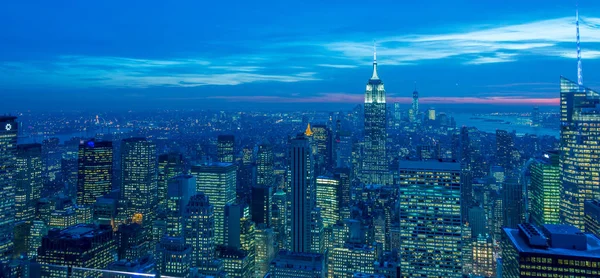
[362,44,388,185]
[412,83,419,122]
[577,8,583,86]
[559,8,600,231]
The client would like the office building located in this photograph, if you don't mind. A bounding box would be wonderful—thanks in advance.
[398,160,462,277]
[472,234,495,277]
[255,225,276,278]
[157,152,184,210]
[290,135,315,253]
[37,224,116,278]
[496,130,514,171]
[311,124,333,174]
[217,245,253,278]
[115,223,149,262]
[184,192,216,270]
[105,256,155,278]
[119,137,157,226]
[269,250,325,278]
[529,151,560,225]
[15,143,42,223]
[190,162,236,245]
[156,236,191,278]
[217,135,235,163]
[560,76,600,230]
[503,177,524,229]
[584,200,600,238]
[0,116,17,261]
[316,175,340,228]
[166,175,196,237]
[362,47,388,185]
[331,243,377,277]
[251,184,272,227]
[502,223,600,277]
[77,140,113,206]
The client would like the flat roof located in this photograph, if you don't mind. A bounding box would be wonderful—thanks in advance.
[398,160,461,171]
[504,228,600,258]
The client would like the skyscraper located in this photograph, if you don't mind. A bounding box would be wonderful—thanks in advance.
[290,135,314,253]
[316,176,339,228]
[217,135,235,163]
[77,139,113,206]
[166,175,196,237]
[502,223,600,278]
[362,45,388,185]
[529,150,560,225]
[503,177,524,229]
[157,152,184,210]
[559,76,600,230]
[256,142,274,187]
[37,224,116,278]
[0,116,18,261]
[496,129,514,171]
[15,143,42,223]
[398,160,463,277]
[251,184,272,227]
[311,124,333,174]
[184,192,216,271]
[190,162,237,245]
[120,137,157,226]
[412,87,419,122]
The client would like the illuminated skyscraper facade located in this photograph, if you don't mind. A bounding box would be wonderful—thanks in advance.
[559,76,600,230]
[331,243,377,277]
[191,162,236,245]
[15,143,42,223]
[311,124,333,174]
[77,140,113,206]
[496,129,514,171]
[529,150,560,225]
[184,192,216,270]
[37,224,116,278]
[362,47,388,185]
[398,160,462,277]
[316,176,339,228]
[157,152,184,210]
[0,116,18,261]
[120,137,157,225]
[217,135,235,163]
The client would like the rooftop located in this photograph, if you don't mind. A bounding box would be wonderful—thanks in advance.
[398,159,461,171]
[504,224,600,258]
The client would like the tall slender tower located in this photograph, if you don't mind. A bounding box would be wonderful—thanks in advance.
[0,116,17,261]
[290,135,314,253]
[412,83,419,121]
[120,137,158,226]
[77,139,113,206]
[559,8,600,231]
[362,43,388,185]
[577,8,583,86]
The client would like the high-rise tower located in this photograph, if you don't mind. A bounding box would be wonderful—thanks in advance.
[0,116,17,261]
[15,144,42,223]
[290,134,314,253]
[412,84,419,121]
[77,139,113,206]
[217,135,235,163]
[559,9,600,231]
[362,44,388,185]
[120,137,158,226]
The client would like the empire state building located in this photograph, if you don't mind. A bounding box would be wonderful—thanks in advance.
[362,46,388,185]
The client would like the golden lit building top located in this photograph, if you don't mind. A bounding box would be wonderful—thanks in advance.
[304,123,313,136]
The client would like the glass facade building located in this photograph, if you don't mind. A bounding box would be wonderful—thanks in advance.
[77,140,113,206]
[560,76,600,230]
[398,160,463,277]
[529,150,561,226]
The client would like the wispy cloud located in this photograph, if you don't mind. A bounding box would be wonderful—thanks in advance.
[324,16,600,65]
[316,64,358,69]
[0,55,319,88]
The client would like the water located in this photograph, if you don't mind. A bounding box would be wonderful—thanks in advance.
[452,113,559,138]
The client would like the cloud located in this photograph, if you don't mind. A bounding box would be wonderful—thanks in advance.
[0,55,319,88]
[316,64,358,69]
[324,16,600,65]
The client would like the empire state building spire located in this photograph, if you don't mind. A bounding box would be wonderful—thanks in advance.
[371,42,379,80]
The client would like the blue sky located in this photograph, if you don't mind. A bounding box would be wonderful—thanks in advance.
[1,0,599,111]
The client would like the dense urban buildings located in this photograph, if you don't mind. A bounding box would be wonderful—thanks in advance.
[0,11,596,277]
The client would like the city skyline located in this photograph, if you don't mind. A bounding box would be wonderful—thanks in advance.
[1,1,600,110]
